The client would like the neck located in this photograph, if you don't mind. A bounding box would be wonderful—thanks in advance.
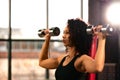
[66,46,77,57]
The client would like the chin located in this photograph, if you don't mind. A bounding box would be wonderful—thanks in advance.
[64,44,67,47]
[63,44,67,47]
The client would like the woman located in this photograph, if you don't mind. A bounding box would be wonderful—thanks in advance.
[39,18,106,80]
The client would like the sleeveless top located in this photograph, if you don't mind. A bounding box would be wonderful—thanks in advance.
[55,55,87,80]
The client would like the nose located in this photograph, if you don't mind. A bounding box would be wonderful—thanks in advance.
[62,33,65,39]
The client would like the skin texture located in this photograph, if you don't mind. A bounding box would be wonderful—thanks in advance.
[39,18,106,73]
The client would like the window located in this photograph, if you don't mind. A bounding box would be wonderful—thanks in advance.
[0,0,88,80]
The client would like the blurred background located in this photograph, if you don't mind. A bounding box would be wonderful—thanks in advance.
[0,0,120,80]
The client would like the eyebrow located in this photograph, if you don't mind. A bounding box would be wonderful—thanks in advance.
[63,30,70,33]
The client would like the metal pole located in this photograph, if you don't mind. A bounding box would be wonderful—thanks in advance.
[81,0,83,19]
[46,0,49,79]
[8,0,12,80]
[46,0,49,29]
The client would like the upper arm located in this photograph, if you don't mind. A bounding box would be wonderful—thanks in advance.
[39,54,65,69]
[39,57,59,69]
[75,55,97,73]
[82,55,97,73]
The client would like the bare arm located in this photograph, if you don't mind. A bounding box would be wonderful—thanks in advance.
[75,25,106,73]
[83,36,106,73]
[94,36,106,71]
[39,31,59,69]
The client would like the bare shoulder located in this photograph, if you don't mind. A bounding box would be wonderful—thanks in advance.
[81,54,90,59]
[76,54,90,61]
[57,53,67,64]
[75,54,88,65]
[77,54,94,63]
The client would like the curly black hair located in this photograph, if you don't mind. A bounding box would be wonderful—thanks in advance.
[67,18,93,55]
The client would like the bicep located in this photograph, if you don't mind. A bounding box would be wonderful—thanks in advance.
[39,58,59,69]
[82,55,97,73]
[75,55,96,73]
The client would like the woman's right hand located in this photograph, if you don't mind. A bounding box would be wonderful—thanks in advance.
[44,29,51,41]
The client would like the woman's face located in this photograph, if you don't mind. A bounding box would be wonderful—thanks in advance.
[62,26,71,47]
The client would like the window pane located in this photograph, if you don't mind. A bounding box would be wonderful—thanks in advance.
[0,41,8,80]
[49,0,81,40]
[11,0,46,39]
[11,40,64,80]
[0,0,9,39]
[0,0,9,28]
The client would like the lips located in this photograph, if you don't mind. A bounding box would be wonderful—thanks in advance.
[62,39,66,43]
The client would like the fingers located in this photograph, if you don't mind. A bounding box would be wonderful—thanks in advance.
[92,25,106,39]
[44,29,49,34]
[44,29,51,39]
[92,25,102,33]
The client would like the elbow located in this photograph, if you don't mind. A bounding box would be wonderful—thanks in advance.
[95,64,104,72]
[39,62,41,67]
[96,67,103,72]
[39,60,43,67]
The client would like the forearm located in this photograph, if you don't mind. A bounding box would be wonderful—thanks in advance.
[95,38,106,71]
[39,37,50,63]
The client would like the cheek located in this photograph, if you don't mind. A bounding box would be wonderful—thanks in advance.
[66,36,71,44]
[67,34,70,39]
[66,36,70,42]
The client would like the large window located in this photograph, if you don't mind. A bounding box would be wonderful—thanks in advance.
[0,0,88,80]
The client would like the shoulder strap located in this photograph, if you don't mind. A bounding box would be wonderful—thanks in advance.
[72,55,80,62]
[59,56,67,65]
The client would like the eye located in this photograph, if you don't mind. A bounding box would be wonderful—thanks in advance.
[63,31,69,34]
